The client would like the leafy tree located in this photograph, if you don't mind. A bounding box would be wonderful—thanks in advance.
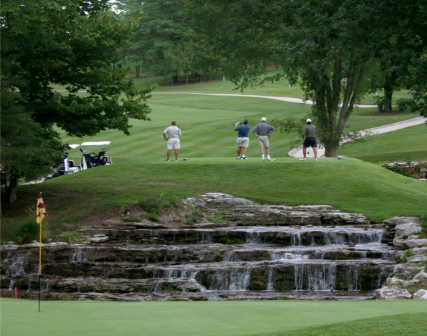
[1,0,152,202]
[120,0,219,83]
[186,0,427,156]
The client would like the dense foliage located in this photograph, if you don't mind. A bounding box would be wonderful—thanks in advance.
[1,0,152,202]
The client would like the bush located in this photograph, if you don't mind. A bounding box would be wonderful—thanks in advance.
[2,220,40,244]
[139,194,181,215]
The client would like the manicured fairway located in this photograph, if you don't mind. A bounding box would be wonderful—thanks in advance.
[2,299,427,336]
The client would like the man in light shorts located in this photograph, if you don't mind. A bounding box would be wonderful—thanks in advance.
[234,119,250,159]
[163,121,181,162]
[252,117,276,161]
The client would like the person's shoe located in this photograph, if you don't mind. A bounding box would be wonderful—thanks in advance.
[299,158,306,161]
[166,159,170,162]
[261,158,265,161]
[267,158,275,161]
[175,159,179,162]
[314,158,318,161]
[240,156,247,160]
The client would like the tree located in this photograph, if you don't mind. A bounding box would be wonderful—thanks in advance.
[1,0,152,202]
[186,0,427,156]
[120,0,220,83]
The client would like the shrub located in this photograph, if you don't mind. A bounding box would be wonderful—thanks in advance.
[2,220,40,244]
[139,194,180,215]
[185,210,203,225]
[207,215,225,224]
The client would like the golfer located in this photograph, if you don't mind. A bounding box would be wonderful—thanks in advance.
[163,121,181,162]
[300,118,318,161]
[252,117,276,161]
[234,119,250,159]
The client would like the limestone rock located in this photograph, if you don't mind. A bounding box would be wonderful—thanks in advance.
[374,286,412,300]
[413,289,427,299]
[383,217,419,229]
[403,239,427,249]
[394,223,422,239]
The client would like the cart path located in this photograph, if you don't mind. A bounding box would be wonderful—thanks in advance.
[154,92,425,158]
[154,92,377,108]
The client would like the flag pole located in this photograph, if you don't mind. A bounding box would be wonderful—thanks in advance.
[36,192,46,312]
[39,214,42,313]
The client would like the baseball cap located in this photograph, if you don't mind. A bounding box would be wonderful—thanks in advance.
[243,119,248,124]
[261,117,266,121]
[306,118,312,123]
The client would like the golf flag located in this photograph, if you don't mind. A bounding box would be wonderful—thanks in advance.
[36,192,46,225]
[36,192,45,277]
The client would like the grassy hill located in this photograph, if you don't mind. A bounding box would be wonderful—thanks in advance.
[2,78,426,240]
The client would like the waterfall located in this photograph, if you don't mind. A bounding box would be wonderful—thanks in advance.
[323,232,346,245]
[291,232,301,246]
[8,280,15,291]
[246,232,261,244]
[349,230,383,245]
[346,267,360,291]
[294,264,336,291]
[266,269,275,291]
[199,235,214,244]
[6,255,26,276]
[70,247,87,263]
[209,268,251,291]
[223,251,237,262]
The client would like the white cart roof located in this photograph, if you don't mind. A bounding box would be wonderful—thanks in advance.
[81,141,111,146]
[68,144,81,149]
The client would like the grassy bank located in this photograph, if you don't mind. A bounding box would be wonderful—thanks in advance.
[2,157,427,238]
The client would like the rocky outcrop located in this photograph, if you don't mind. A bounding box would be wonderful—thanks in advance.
[381,161,427,180]
[375,217,427,300]
[185,193,371,227]
[1,194,424,302]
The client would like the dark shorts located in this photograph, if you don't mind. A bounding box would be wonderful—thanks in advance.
[304,137,317,148]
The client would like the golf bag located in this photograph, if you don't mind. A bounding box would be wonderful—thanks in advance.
[80,147,110,169]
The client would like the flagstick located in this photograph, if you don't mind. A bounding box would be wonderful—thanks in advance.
[39,217,42,312]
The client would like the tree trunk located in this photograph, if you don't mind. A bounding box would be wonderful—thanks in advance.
[383,86,393,113]
[135,65,140,78]
[6,175,18,203]
[324,145,339,158]
[383,71,397,113]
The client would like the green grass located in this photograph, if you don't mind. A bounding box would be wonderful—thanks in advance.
[340,124,427,163]
[2,299,427,336]
[2,77,425,236]
[2,157,427,236]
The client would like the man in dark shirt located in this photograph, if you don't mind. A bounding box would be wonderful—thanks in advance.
[234,119,250,159]
[300,119,318,161]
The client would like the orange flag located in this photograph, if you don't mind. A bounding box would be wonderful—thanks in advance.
[36,192,46,224]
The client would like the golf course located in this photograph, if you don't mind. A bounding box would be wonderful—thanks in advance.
[2,76,427,336]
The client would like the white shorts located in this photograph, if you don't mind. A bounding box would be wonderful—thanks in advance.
[236,137,249,148]
[167,138,180,150]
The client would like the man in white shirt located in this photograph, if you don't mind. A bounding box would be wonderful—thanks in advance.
[163,121,181,162]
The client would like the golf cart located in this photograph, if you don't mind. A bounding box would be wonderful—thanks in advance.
[79,141,112,169]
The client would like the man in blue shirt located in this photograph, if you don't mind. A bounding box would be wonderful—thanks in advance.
[234,119,250,159]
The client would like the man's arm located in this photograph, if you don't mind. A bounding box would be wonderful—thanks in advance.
[163,132,168,140]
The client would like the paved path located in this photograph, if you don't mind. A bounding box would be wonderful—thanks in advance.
[154,92,426,158]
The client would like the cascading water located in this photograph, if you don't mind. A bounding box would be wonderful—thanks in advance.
[0,225,398,301]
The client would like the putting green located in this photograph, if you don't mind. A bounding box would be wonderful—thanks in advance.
[2,299,427,336]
